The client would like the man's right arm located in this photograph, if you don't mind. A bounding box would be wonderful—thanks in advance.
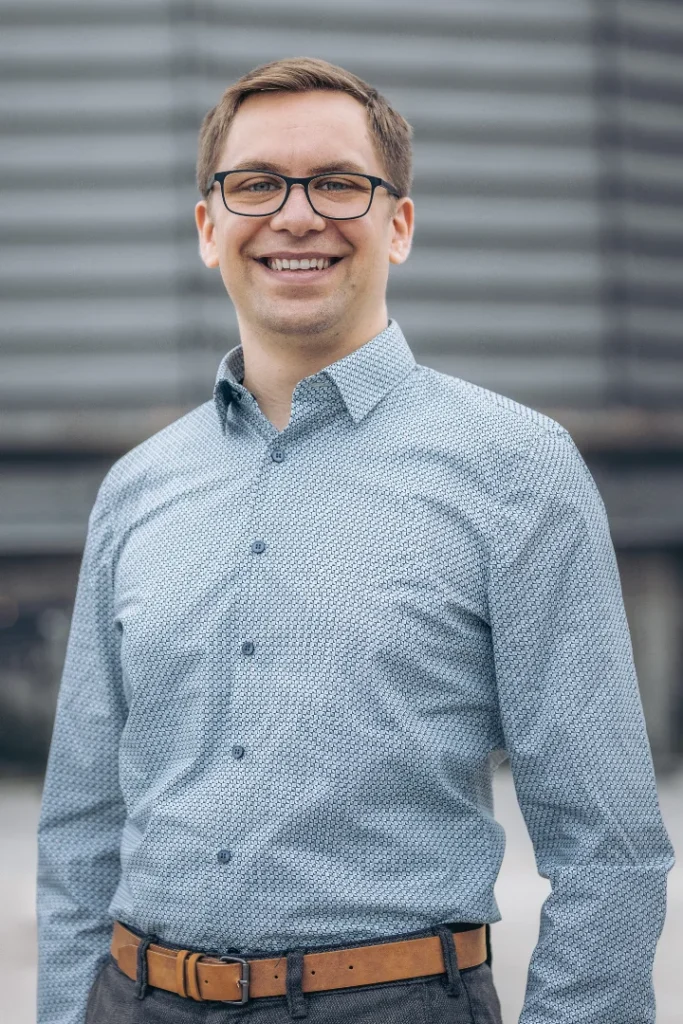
[37,475,127,1024]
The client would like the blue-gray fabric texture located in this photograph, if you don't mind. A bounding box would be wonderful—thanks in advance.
[37,319,675,1024]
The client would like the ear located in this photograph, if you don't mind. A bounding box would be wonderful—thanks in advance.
[388,196,414,266]
[195,198,220,269]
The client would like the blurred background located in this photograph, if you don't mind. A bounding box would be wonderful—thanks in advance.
[1,1,681,1022]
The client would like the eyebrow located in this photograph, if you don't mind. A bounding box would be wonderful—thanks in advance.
[229,160,368,175]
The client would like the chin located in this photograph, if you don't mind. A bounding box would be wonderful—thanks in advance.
[255,301,344,338]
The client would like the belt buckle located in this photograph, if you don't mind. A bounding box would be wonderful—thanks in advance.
[218,954,250,1004]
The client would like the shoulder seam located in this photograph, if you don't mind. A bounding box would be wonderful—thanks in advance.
[419,364,570,439]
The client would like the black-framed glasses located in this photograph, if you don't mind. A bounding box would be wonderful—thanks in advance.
[210,170,401,220]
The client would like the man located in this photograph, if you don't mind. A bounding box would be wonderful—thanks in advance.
[37,57,674,1024]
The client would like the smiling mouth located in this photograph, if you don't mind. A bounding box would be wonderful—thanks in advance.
[256,256,344,273]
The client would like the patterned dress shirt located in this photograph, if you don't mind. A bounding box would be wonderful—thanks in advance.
[37,319,675,1024]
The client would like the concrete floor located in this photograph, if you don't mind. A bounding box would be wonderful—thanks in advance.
[3,763,681,1023]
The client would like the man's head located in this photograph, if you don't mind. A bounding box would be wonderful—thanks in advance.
[194,58,414,349]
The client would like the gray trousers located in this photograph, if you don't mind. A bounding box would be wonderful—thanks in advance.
[85,923,503,1024]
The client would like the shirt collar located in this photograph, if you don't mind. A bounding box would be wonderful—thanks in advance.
[213,318,416,431]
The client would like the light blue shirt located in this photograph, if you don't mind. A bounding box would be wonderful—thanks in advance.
[37,319,675,1023]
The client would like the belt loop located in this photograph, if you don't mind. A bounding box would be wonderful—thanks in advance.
[434,925,463,998]
[135,933,158,1001]
[175,950,190,998]
[485,923,493,968]
[185,952,204,1001]
[285,947,309,1019]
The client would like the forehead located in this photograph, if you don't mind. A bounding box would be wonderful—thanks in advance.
[218,90,381,175]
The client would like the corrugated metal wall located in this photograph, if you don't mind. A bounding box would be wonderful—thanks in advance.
[2,1,681,457]
[1,1,682,766]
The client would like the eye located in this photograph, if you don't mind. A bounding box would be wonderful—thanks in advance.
[245,179,279,192]
[223,173,284,196]
[318,179,353,192]
[313,175,371,197]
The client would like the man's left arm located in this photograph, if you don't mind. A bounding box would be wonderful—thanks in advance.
[488,426,676,1024]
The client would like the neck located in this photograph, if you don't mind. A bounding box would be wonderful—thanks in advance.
[238,308,389,431]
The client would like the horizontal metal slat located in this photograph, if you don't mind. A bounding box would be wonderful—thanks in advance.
[0,189,174,230]
[0,80,174,119]
[622,359,683,401]
[0,353,186,405]
[394,249,602,287]
[629,309,683,339]
[620,97,683,136]
[418,351,608,407]
[0,464,109,553]
[0,132,175,172]
[3,0,167,14]
[0,407,193,455]
[623,0,683,36]
[0,27,173,65]
[3,0,591,30]
[199,29,596,80]
[0,298,181,348]
[622,150,683,188]
[371,88,596,131]
[0,244,178,285]
[624,253,683,287]
[204,0,592,31]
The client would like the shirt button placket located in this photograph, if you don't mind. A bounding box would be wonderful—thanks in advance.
[240,447,281,663]
[241,447,280,656]
[234,446,282,778]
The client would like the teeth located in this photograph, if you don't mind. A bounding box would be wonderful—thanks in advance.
[266,257,332,271]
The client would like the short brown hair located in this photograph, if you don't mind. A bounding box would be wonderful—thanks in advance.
[196,57,413,200]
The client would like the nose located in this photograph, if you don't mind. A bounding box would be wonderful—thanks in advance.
[269,183,325,233]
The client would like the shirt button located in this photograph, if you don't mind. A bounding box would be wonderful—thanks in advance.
[217,849,232,864]
[271,449,284,463]
[241,640,255,656]
[232,745,245,760]
[251,540,266,554]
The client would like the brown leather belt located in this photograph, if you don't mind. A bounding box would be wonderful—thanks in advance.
[111,920,487,1004]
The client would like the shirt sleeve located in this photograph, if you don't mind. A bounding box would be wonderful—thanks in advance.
[488,427,676,1024]
[36,474,127,1024]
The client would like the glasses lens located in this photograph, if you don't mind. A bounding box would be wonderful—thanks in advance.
[309,174,373,218]
[222,172,286,214]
